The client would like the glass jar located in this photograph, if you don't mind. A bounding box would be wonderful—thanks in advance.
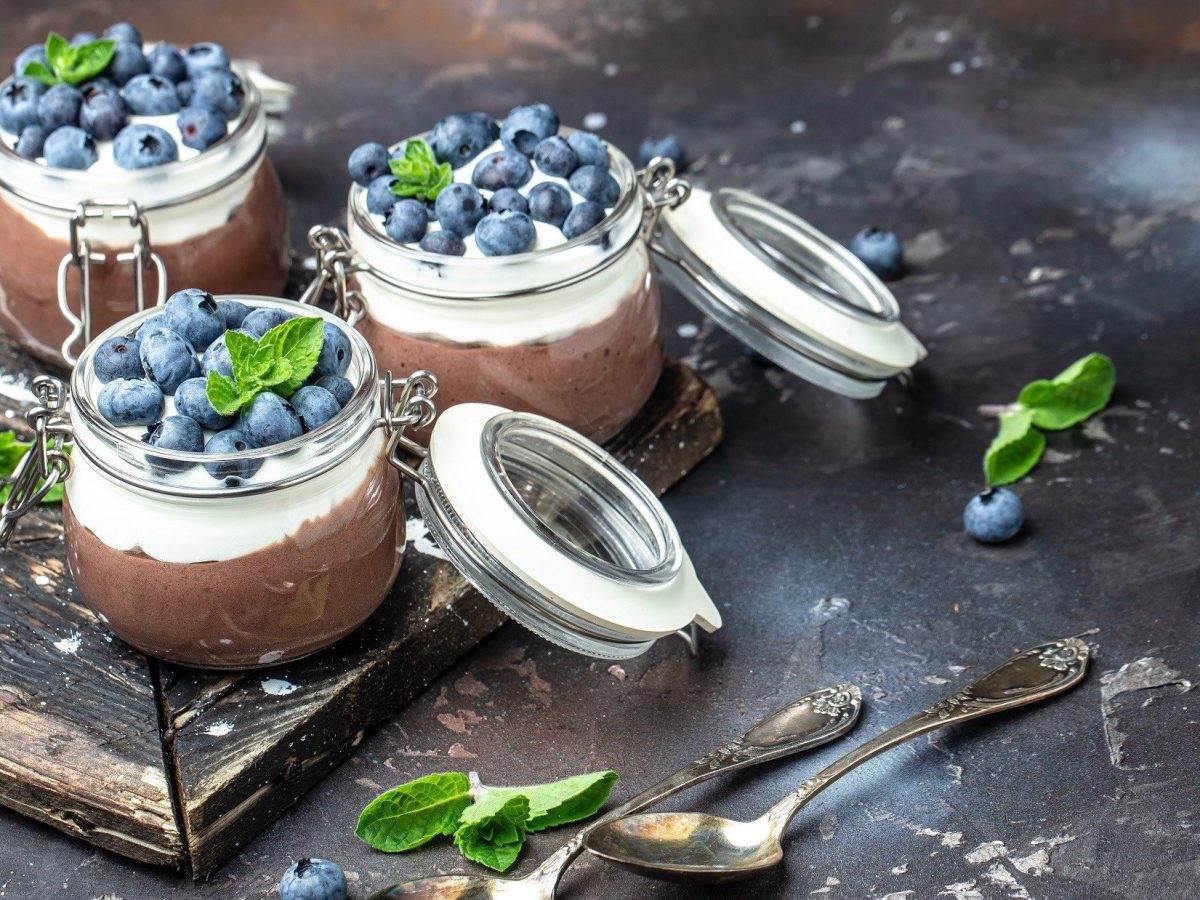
[0,66,292,367]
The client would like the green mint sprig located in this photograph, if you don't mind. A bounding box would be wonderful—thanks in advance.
[205,317,325,417]
[388,139,452,202]
[0,432,66,504]
[356,769,618,872]
[23,32,116,87]
[982,352,1115,485]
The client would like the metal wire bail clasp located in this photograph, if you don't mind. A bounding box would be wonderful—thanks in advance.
[0,377,73,548]
[378,370,438,483]
[57,199,167,365]
[300,225,367,325]
[638,156,692,239]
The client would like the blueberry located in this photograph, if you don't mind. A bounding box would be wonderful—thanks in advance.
[176,106,226,150]
[14,45,48,79]
[471,149,533,191]
[528,182,572,229]
[365,175,400,215]
[636,134,686,171]
[143,415,203,473]
[183,43,229,79]
[434,182,486,236]
[489,187,529,215]
[429,111,500,168]
[201,333,234,377]
[241,307,295,338]
[175,377,234,430]
[313,321,351,378]
[203,428,261,483]
[80,77,116,93]
[568,165,620,206]
[291,385,341,432]
[963,488,1024,544]
[121,74,179,116]
[189,69,243,120]
[500,103,558,156]
[315,375,354,407]
[474,210,536,257]
[419,230,466,256]
[97,378,164,426]
[163,288,223,350]
[139,329,199,394]
[43,127,97,170]
[113,123,178,170]
[136,313,174,341]
[176,79,193,105]
[217,299,251,328]
[36,84,82,130]
[106,41,149,86]
[0,77,45,133]
[238,392,302,447]
[147,44,187,83]
[348,141,390,187]
[79,84,128,139]
[70,32,99,47]
[566,131,608,170]
[533,135,578,178]
[14,125,47,159]
[561,200,606,239]
[103,22,143,46]
[849,227,905,281]
[94,336,145,382]
[384,199,429,244]
[278,859,347,900]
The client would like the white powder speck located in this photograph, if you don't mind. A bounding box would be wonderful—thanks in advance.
[603,62,619,77]
[965,840,1009,864]
[607,665,626,682]
[407,517,450,561]
[789,119,808,134]
[935,29,952,43]
[676,322,700,338]
[949,61,966,75]
[582,112,607,131]
[258,650,283,665]
[262,678,300,697]
[54,633,81,655]
[34,575,50,586]
[204,720,234,737]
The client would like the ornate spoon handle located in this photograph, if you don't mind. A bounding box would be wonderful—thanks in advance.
[762,637,1090,839]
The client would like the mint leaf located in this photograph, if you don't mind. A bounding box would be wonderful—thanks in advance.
[453,795,529,872]
[44,33,69,73]
[0,432,67,505]
[258,317,324,395]
[984,408,1045,486]
[43,33,115,86]
[389,139,454,202]
[475,771,618,832]
[356,773,472,852]
[22,60,58,86]
[1017,352,1115,431]
[205,372,248,417]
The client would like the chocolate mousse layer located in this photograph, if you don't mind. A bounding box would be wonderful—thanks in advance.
[361,276,664,443]
[64,455,403,670]
[0,158,288,367]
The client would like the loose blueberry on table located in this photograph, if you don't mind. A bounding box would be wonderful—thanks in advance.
[849,226,905,281]
[346,102,622,257]
[277,858,347,900]
[963,488,1024,543]
[1,22,244,171]
[92,289,355,487]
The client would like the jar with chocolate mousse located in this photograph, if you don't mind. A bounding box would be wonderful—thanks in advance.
[307,103,926,445]
[0,26,292,366]
[0,296,721,667]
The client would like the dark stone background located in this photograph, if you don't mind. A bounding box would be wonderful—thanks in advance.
[0,0,1197,897]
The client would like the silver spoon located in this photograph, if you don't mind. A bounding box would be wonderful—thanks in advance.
[584,637,1090,884]
[368,683,862,899]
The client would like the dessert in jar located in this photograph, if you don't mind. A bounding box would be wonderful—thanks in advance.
[308,102,664,443]
[310,101,927,445]
[0,22,292,366]
[0,293,722,664]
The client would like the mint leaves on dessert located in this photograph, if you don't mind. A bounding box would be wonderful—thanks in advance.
[206,317,324,416]
[0,432,65,505]
[356,769,618,872]
[982,352,1115,485]
[24,32,116,87]
[388,139,453,202]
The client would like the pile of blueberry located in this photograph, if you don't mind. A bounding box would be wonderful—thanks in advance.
[93,290,353,485]
[348,102,621,256]
[1,22,242,170]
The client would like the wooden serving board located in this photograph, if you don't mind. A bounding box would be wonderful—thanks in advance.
[0,326,722,876]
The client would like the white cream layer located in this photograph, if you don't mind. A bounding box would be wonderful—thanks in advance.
[66,428,386,564]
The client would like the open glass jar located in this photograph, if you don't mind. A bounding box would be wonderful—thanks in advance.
[0,298,720,667]
[0,66,292,367]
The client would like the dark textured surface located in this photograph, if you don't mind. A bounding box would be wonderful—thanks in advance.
[0,0,1197,898]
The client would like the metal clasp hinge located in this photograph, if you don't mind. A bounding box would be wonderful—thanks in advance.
[638,157,692,240]
[376,370,438,484]
[300,225,367,325]
[0,376,74,548]
[57,200,167,365]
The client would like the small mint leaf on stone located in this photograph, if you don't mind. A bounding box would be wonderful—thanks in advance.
[984,407,1045,486]
[1017,352,1115,431]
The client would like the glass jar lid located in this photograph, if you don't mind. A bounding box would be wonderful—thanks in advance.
[414,403,721,659]
[652,185,927,398]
